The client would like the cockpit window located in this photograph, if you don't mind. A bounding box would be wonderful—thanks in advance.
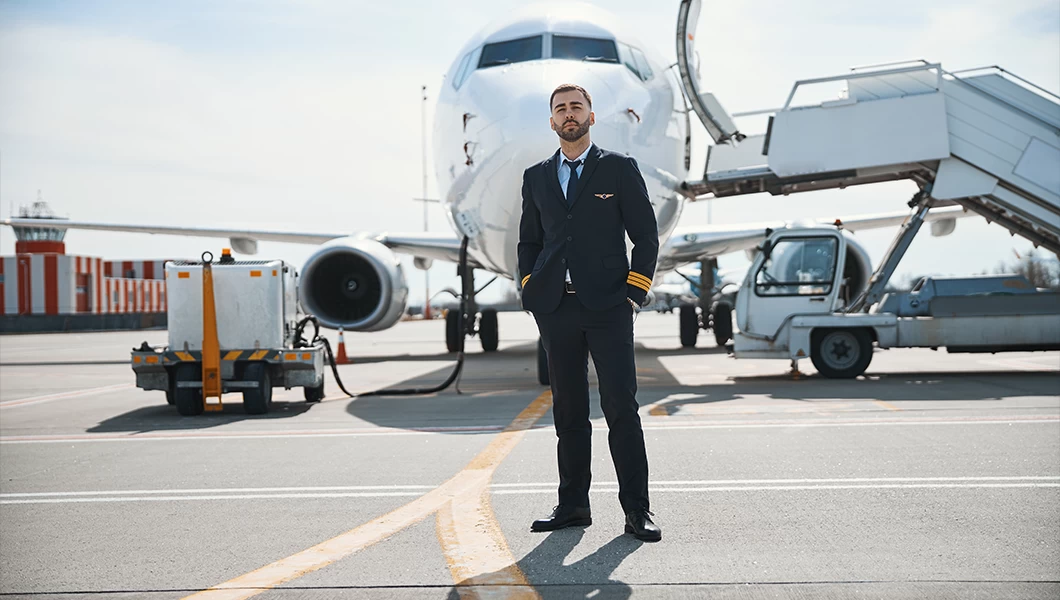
[452,51,473,89]
[631,47,654,80]
[552,35,618,63]
[617,42,652,81]
[478,35,543,69]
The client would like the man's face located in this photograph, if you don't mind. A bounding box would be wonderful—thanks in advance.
[550,90,594,142]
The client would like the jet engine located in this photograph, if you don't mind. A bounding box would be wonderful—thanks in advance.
[299,238,409,331]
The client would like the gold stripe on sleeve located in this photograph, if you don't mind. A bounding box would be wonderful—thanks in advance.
[627,271,652,286]
[521,274,531,287]
[626,275,651,293]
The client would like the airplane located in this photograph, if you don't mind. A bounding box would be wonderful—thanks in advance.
[2,3,969,385]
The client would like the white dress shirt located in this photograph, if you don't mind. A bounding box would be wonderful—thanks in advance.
[557,145,591,283]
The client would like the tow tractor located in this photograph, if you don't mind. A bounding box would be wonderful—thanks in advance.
[731,198,1060,378]
[131,249,327,415]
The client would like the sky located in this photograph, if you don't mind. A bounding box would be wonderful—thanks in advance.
[1,0,1058,305]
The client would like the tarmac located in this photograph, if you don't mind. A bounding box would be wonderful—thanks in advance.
[1,311,1058,599]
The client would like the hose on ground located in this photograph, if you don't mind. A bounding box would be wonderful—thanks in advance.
[291,237,470,399]
[293,314,465,399]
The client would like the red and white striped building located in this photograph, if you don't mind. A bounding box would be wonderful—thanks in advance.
[1,220,170,316]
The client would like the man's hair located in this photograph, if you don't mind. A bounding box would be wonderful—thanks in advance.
[550,84,592,111]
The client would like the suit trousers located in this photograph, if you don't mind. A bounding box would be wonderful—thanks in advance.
[533,293,650,514]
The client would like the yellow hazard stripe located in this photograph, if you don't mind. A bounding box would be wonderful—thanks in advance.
[175,351,195,362]
[248,350,269,361]
[223,350,242,361]
[521,274,530,287]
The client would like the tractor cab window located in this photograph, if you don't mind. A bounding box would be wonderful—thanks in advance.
[755,237,838,296]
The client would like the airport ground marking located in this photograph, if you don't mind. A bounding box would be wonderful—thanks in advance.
[873,400,902,411]
[435,391,552,599]
[0,383,134,409]
[4,415,1060,446]
[6,476,1060,505]
[182,390,551,600]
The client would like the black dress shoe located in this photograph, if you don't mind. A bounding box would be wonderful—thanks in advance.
[624,509,661,542]
[531,505,592,532]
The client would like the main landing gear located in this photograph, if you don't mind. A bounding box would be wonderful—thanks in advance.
[679,302,733,348]
[678,258,733,349]
[444,242,500,354]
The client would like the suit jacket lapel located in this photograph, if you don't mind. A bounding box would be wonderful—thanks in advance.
[568,143,602,210]
[543,150,568,210]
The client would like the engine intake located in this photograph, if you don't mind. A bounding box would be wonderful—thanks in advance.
[299,238,408,331]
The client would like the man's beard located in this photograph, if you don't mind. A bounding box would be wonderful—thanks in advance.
[556,118,590,142]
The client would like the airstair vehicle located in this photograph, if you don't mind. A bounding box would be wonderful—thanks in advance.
[675,0,1060,377]
[676,0,1060,255]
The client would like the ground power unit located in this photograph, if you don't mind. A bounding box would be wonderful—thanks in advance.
[131,250,326,415]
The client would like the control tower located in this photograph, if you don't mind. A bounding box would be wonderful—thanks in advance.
[11,195,67,255]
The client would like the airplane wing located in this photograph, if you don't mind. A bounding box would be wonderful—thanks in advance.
[656,205,972,272]
[0,218,477,266]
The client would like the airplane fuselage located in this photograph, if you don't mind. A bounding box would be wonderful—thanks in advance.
[432,6,690,284]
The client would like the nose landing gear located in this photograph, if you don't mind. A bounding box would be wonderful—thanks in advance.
[443,242,501,353]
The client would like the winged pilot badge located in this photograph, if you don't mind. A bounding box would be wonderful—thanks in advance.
[594,193,615,199]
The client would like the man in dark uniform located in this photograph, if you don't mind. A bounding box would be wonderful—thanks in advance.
[518,83,661,542]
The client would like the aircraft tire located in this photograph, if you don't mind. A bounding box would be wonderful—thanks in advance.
[173,363,204,416]
[479,308,499,352]
[679,304,699,348]
[242,362,273,415]
[712,302,733,346]
[810,328,873,379]
[445,310,463,353]
[536,338,550,386]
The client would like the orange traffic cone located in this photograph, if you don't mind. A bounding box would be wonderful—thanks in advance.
[335,327,350,365]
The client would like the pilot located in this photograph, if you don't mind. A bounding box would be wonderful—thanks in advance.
[518,83,661,542]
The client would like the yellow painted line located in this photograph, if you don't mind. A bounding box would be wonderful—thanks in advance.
[874,400,902,411]
[175,351,195,362]
[648,404,670,416]
[247,350,268,361]
[184,391,552,600]
[436,492,537,599]
[223,351,242,361]
[436,392,551,597]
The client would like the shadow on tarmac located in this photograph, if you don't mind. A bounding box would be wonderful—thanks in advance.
[86,400,314,433]
[343,341,693,434]
[661,370,1060,404]
[447,529,643,600]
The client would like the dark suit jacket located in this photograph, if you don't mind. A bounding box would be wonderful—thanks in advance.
[518,143,659,315]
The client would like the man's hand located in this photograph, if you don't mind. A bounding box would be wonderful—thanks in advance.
[627,297,639,310]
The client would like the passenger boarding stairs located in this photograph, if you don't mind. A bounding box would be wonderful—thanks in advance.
[676,4,1060,254]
